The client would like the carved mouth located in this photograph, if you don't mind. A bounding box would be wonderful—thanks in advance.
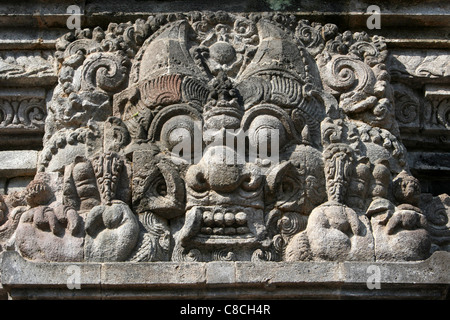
[188,206,266,246]
[200,209,250,236]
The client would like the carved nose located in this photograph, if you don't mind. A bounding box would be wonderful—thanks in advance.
[208,164,241,193]
[186,146,244,193]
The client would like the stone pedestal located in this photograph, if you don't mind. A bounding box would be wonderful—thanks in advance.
[1,251,448,299]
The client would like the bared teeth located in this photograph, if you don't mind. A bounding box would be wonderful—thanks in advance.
[224,227,236,235]
[201,227,213,234]
[202,211,214,227]
[213,212,224,226]
[236,227,250,234]
[201,209,249,233]
[235,212,247,225]
[224,212,235,226]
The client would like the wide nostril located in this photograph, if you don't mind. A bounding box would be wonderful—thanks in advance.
[240,173,262,191]
[196,171,207,184]
[186,165,209,192]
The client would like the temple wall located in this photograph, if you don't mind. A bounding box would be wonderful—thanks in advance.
[0,0,448,300]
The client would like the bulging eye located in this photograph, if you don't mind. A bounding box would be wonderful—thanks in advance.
[247,115,286,155]
[155,181,167,196]
[148,104,203,157]
[167,127,191,148]
[160,115,199,155]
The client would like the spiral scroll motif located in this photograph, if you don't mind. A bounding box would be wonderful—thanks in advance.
[27,11,434,264]
[395,97,419,125]
[81,53,130,92]
[0,98,46,130]
[278,212,308,237]
[437,98,450,129]
[322,55,375,95]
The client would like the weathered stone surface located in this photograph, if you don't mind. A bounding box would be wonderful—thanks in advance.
[0,51,56,86]
[1,251,102,299]
[0,0,449,301]
[4,176,33,195]
[15,179,85,262]
[0,10,446,267]
[0,151,38,178]
[206,262,236,285]
[101,261,206,287]
[1,250,448,299]
[84,201,139,262]
[0,178,5,195]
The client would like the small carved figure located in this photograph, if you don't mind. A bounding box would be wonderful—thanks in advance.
[369,170,431,261]
[15,179,84,262]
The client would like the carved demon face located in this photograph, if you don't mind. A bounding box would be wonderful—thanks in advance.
[182,146,266,250]
[32,11,430,263]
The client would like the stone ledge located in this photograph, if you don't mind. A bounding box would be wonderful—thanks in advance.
[1,1,449,51]
[1,251,448,299]
[0,151,38,178]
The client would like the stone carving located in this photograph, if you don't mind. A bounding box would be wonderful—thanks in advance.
[392,83,421,129]
[175,145,268,261]
[421,193,450,253]
[388,82,450,157]
[63,156,102,212]
[0,194,24,251]
[14,176,84,262]
[368,170,431,261]
[0,51,55,81]
[305,143,375,262]
[84,200,139,262]
[424,97,450,130]
[0,98,46,132]
[3,11,447,263]
[389,50,450,79]
[392,83,450,132]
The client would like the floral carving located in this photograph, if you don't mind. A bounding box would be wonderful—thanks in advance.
[0,98,46,131]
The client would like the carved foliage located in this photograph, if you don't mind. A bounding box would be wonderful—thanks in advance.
[0,98,46,131]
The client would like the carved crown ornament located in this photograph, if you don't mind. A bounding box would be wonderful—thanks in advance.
[1,11,448,263]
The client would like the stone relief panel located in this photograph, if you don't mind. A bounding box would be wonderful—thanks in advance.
[1,11,448,263]
[0,98,46,133]
[389,50,450,150]
[389,50,450,80]
[0,51,56,84]
[0,88,48,149]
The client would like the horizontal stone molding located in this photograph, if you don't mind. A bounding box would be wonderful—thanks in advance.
[1,251,448,299]
[389,50,450,82]
[0,51,56,86]
[0,150,38,178]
